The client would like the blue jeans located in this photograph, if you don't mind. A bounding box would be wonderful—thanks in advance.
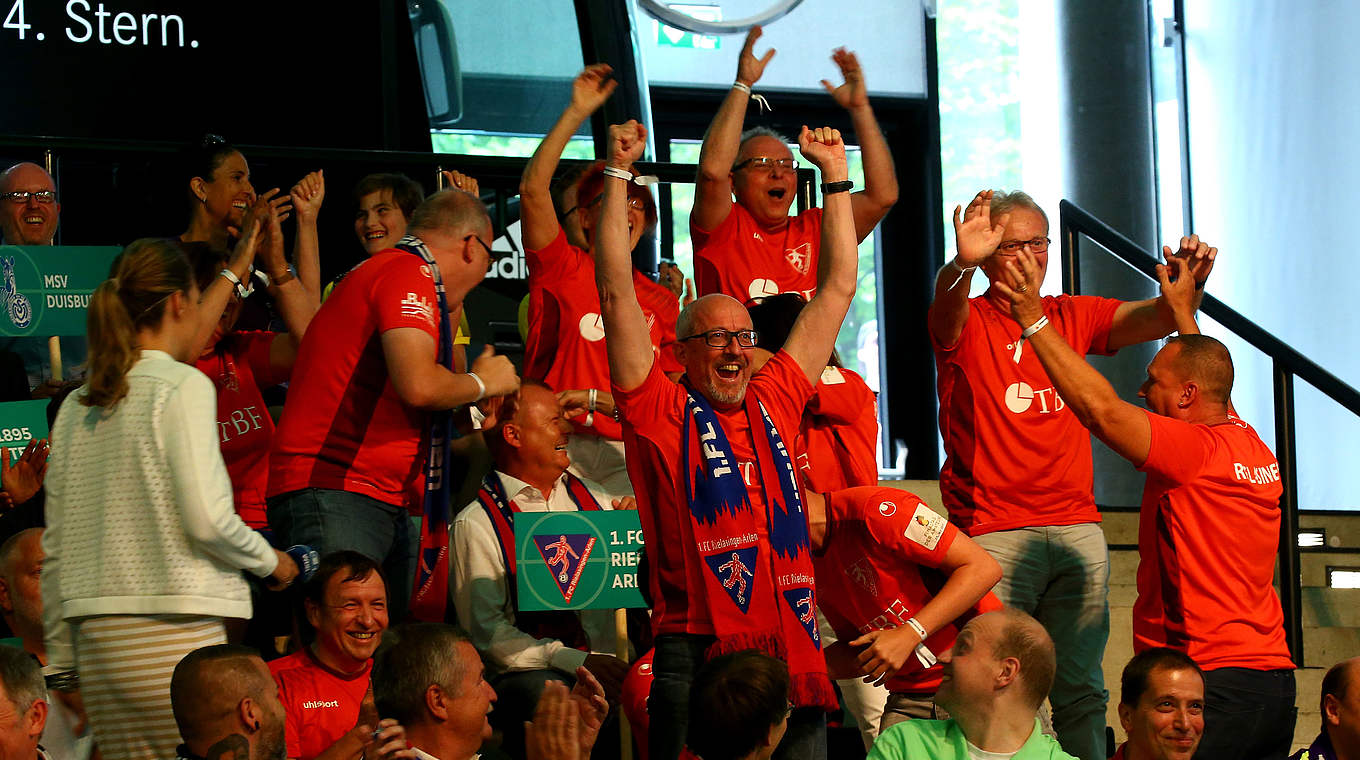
[973,524,1110,760]
[1195,668,1296,760]
[649,634,826,760]
[266,488,416,619]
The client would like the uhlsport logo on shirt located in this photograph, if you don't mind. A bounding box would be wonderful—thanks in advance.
[1003,382,1066,414]
[302,700,340,709]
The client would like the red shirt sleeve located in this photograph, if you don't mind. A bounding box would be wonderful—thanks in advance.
[1066,295,1123,356]
[1138,410,1213,486]
[614,360,684,428]
[371,258,440,339]
[806,367,875,424]
[856,490,959,568]
[525,227,585,282]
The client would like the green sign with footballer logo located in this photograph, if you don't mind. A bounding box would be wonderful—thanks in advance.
[0,400,49,489]
[1,245,122,337]
[515,511,647,612]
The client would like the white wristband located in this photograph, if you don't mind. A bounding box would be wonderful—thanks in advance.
[467,372,486,402]
[946,258,976,290]
[1021,315,1050,339]
[732,81,752,95]
[602,165,633,182]
[588,388,598,412]
[904,617,928,641]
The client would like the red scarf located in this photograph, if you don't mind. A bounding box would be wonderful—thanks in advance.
[681,382,836,711]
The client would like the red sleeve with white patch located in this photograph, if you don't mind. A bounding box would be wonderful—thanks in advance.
[373,257,440,339]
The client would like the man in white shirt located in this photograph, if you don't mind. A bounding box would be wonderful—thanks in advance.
[451,380,632,759]
[0,646,49,760]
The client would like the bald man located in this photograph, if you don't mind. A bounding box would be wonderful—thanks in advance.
[0,163,58,247]
[993,248,1295,759]
[596,119,859,760]
[868,609,1075,760]
[1293,658,1360,760]
[171,645,289,760]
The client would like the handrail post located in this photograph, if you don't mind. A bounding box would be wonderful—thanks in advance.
[1061,212,1080,295]
[1273,362,1304,665]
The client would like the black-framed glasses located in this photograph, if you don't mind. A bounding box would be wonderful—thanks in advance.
[733,157,798,173]
[680,328,759,348]
[2,191,55,205]
[996,237,1051,254]
[465,234,496,256]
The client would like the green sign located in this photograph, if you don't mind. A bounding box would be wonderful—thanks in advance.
[0,400,49,489]
[655,4,720,49]
[1,245,122,337]
[515,510,647,612]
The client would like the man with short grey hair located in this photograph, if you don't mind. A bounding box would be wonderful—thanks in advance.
[928,189,1219,760]
[0,162,58,247]
[0,645,49,760]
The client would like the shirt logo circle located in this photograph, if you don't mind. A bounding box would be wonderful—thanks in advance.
[878,500,897,517]
[1004,382,1035,413]
[578,312,606,342]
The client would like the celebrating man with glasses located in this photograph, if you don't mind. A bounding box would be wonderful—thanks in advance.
[518,63,684,501]
[690,28,897,305]
[926,189,1217,760]
[267,188,519,622]
[596,116,857,760]
[0,163,59,247]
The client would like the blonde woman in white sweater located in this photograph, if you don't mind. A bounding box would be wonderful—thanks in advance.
[42,235,299,760]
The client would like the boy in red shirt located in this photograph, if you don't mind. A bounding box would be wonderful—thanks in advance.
[690,28,897,305]
[991,246,1295,760]
[597,119,858,760]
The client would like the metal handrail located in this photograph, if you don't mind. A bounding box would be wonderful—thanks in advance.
[1058,199,1360,666]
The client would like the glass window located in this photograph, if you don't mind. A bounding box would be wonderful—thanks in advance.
[632,0,927,97]
[412,0,593,153]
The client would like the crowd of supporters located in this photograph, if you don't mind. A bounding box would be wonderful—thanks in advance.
[0,24,1333,760]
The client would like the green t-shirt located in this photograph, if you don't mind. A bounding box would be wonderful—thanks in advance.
[868,718,1078,760]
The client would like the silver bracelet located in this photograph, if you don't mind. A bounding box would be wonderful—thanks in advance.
[467,372,486,402]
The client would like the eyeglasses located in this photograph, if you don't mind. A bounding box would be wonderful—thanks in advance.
[465,234,498,258]
[734,157,798,173]
[996,237,1051,254]
[680,329,759,348]
[2,191,55,205]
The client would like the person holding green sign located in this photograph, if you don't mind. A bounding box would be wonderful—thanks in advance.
[42,238,301,760]
[595,119,858,760]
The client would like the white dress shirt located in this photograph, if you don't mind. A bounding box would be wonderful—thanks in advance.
[451,471,616,675]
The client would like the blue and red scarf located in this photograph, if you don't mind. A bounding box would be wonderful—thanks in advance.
[400,235,455,622]
[681,380,836,710]
[477,471,603,647]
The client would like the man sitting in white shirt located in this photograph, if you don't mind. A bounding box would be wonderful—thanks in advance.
[451,380,632,760]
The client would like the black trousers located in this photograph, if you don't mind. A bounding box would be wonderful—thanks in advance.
[1194,667,1296,760]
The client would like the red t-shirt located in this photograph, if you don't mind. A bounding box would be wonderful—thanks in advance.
[1133,412,1294,671]
[692,204,824,304]
[196,331,289,528]
[269,649,372,760]
[523,229,681,440]
[797,366,878,493]
[268,249,440,509]
[614,352,813,635]
[814,486,1002,693]
[934,294,1121,535]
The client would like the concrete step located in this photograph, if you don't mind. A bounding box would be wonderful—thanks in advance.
[1303,587,1360,627]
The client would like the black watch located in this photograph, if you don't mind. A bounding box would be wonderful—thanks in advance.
[821,180,854,194]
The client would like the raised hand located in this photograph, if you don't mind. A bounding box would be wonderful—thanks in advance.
[255,188,292,273]
[290,170,325,222]
[952,190,1008,268]
[1156,255,1199,324]
[1162,233,1217,295]
[471,345,520,398]
[570,63,618,115]
[990,246,1045,327]
[659,261,685,299]
[442,170,480,197]
[797,126,847,176]
[821,48,868,111]
[608,120,648,168]
[526,682,580,760]
[0,438,48,505]
[571,666,610,758]
[736,26,776,86]
[849,626,921,686]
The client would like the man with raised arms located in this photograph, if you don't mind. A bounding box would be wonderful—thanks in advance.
[595,118,858,759]
[928,189,1217,760]
[991,246,1295,760]
[690,28,897,304]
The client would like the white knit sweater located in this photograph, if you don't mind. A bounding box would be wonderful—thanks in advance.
[42,350,278,670]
